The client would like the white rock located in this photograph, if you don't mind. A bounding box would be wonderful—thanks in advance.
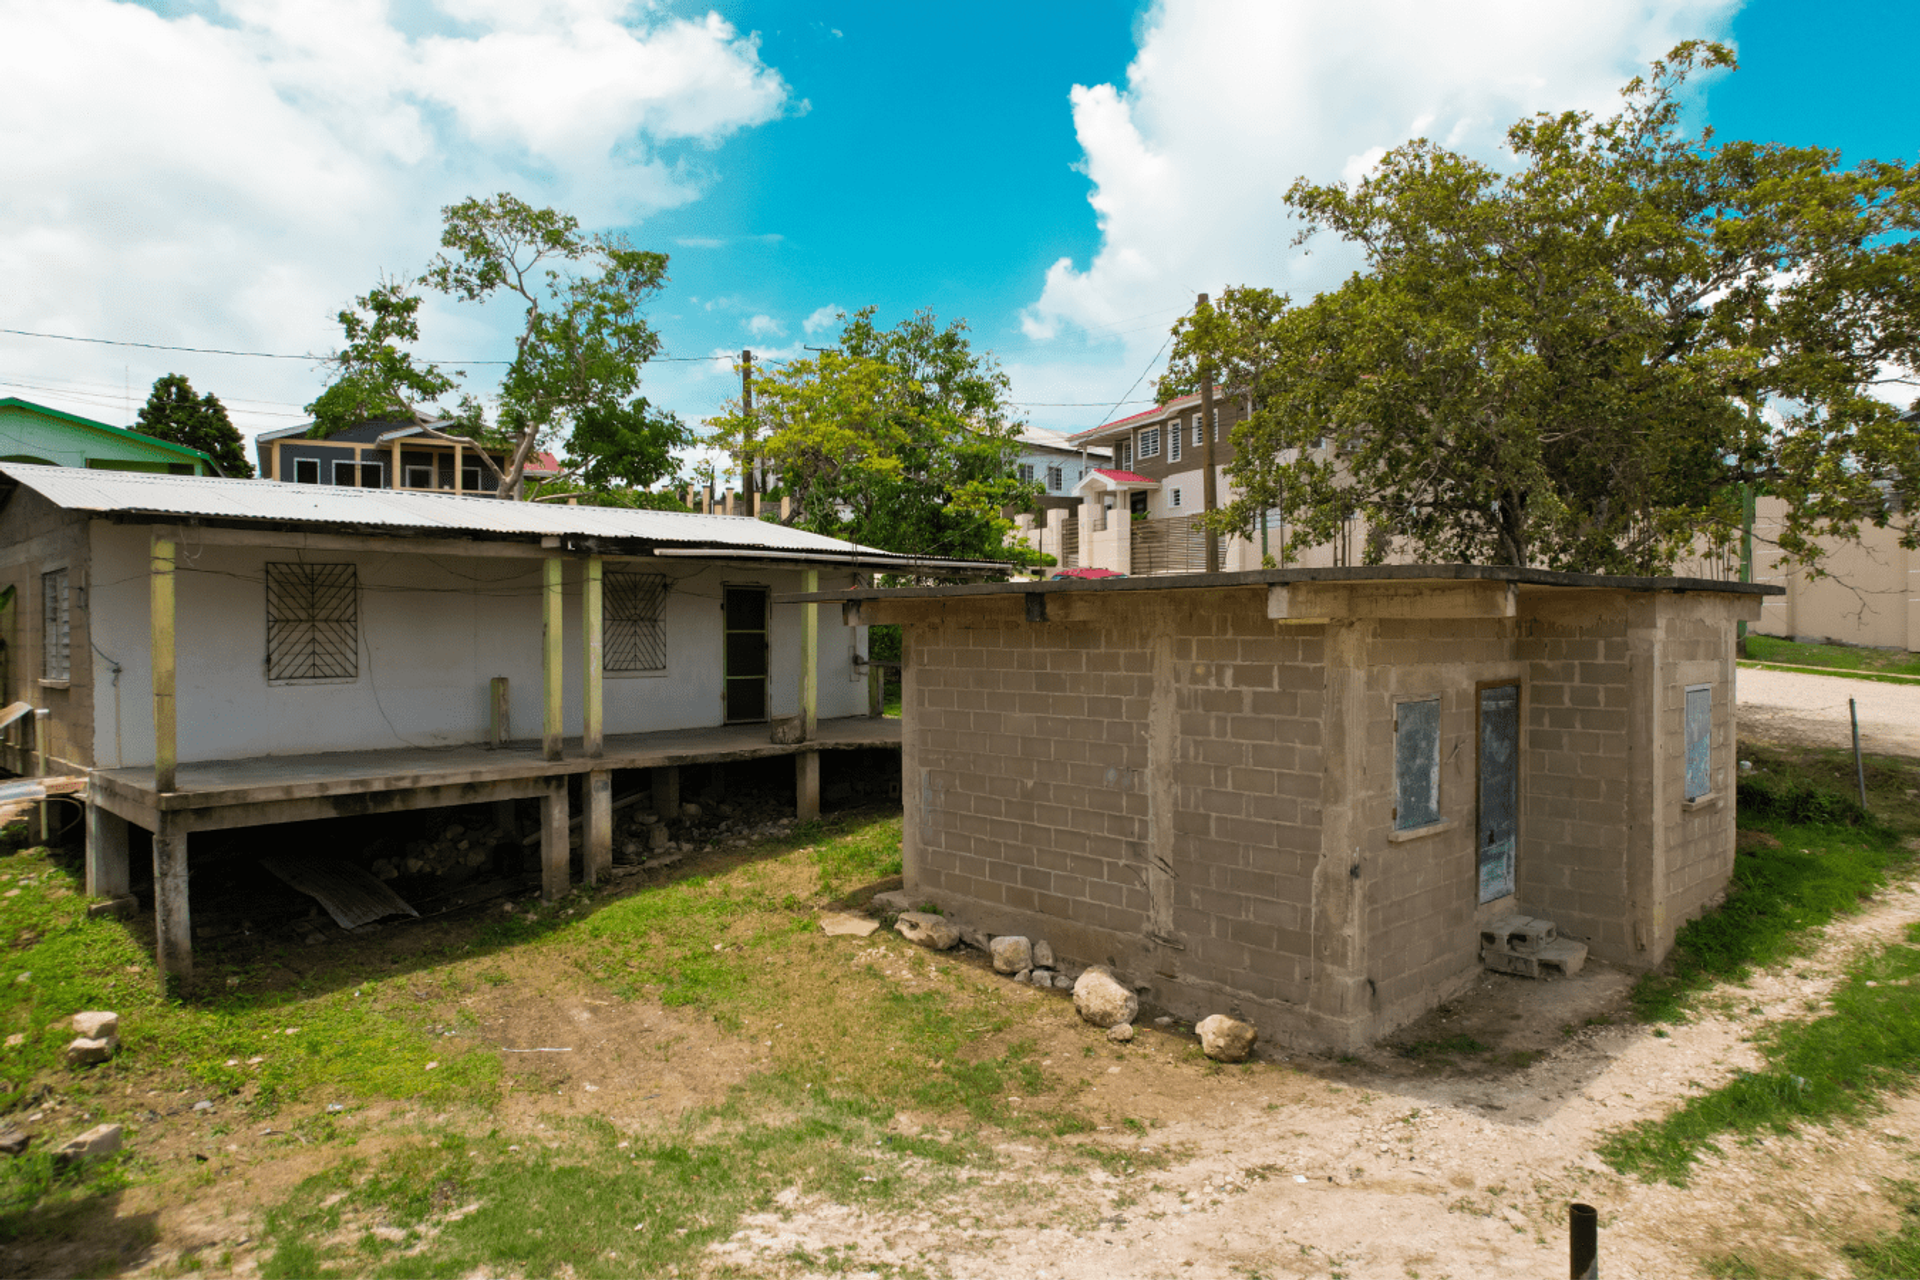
[71,1011,118,1049]
[868,889,916,915]
[680,803,703,821]
[1107,1023,1135,1043]
[53,1124,121,1167]
[1032,941,1055,969]
[1072,968,1138,1029]
[989,936,1033,974]
[65,1037,113,1067]
[895,912,960,950]
[1196,1014,1258,1063]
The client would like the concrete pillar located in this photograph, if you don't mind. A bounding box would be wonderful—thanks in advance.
[540,776,570,901]
[1308,618,1371,1047]
[582,556,603,759]
[153,819,191,982]
[651,764,680,818]
[583,768,613,886]
[542,557,564,762]
[796,750,820,821]
[151,534,177,794]
[86,803,130,899]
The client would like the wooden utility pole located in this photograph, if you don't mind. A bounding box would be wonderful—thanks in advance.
[1199,292,1220,573]
[740,349,757,505]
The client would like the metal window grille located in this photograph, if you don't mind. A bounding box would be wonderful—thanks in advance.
[1169,425,1182,462]
[41,569,69,682]
[605,572,667,672]
[265,563,359,681]
[1138,427,1160,458]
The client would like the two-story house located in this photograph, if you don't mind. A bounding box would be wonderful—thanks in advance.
[254,419,560,497]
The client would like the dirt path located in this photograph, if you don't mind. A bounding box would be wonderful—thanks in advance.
[718,874,1920,1280]
[1740,666,1920,756]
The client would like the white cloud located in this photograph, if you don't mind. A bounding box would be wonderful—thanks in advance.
[802,305,844,336]
[1018,0,1739,358]
[746,314,786,338]
[0,0,789,434]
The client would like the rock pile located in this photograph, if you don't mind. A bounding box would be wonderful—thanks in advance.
[65,1011,119,1068]
[369,822,503,882]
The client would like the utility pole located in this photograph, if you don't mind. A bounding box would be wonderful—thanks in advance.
[1199,292,1219,573]
[740,349,757,506]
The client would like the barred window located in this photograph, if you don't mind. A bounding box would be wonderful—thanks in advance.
[41,569,69,682]
[265,563,358,681]
[606,571,668,673]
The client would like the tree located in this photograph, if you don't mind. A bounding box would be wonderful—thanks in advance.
[134,374,255,477]
[1162,43,1920,574]
[707,308,1035,566]
[560,396,693,495]
[306,278,460,438]
[424,193,670,498]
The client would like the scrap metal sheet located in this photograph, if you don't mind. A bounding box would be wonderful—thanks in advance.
[260,855,419,930]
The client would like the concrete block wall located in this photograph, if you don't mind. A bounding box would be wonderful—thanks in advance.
[1354,617,1523,1029]
[1651,595,1741,957]
[1519,593,1638,961]
[0,489,95,774]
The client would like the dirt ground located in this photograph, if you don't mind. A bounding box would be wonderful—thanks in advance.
[1739,666,1920,757]
[711,872,1920,1280]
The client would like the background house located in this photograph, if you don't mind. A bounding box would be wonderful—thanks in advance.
[254,419,561,497]
[1010,428,1108,514]
[0,397,216,476]
[830,566,1773,1051]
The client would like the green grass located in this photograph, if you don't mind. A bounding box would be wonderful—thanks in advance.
[1844,1181,1920,1279]
[1629,750,1912,1023]
[1742,635,1920,681]
[1601,921,1920,1184]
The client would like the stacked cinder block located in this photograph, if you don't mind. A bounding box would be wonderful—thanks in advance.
[1479,914,1588,978]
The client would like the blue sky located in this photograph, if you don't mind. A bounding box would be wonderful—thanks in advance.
[2,0,1915,476]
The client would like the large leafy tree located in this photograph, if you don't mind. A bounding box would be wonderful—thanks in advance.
[1163,43,1920,574]
[306,278,461,438]
[425,193,670,498]
[708,308,1034,564]
[134,374,254,477]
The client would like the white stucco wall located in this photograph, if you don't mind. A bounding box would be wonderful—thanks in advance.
[86,522,868,767]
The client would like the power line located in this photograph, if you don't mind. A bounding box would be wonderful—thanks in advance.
[0,324,728,366]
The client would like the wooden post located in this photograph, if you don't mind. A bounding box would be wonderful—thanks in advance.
[151,534,177,794]
[796,750,820,821]
[153,818,191,982]
[651,764,680,818]
[390,438,402,488]
[29,709,48,843]
[542,557,563,762]
[801,568,819,741]
[584,768,612,886]
[582,556,603,759]
[489,676,510,747]
[540,775,570,901]
[86,804,130,899]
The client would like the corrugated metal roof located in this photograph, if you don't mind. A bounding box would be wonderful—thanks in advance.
[0,462,927,560]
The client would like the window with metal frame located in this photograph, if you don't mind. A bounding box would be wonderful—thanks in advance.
[1046,465,1062,492]
[605,572,668,673]
[1171,487,1182,508]
[1019,463,1035,483]
[1685,684,1712,799]
[1192,414,1204,447]
[293,458,320,484]
[1138,426,1160,459]
[404,465,434,490]
[1117,439,1132,468]
[41,569,69,682]
[331,459,359,487]
[1394,696,1442,830]
[462,466,484,493]
[265,563,359,681]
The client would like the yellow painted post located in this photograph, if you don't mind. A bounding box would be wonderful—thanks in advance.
[151,534,177,793]
[582,556,603,759]
[801,568,819,741]
[453,440,465,492]
[543,556,564,762]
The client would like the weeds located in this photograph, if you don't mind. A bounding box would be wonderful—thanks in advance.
[1602,922,1920,1184]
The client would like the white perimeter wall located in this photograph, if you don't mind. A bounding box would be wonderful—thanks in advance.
[87,522,868,767]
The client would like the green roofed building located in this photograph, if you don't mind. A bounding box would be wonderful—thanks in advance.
[0,397,217,476]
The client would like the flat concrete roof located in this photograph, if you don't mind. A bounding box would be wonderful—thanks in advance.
[779,563,1784,604]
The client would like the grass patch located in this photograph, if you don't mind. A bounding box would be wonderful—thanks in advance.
[1843,1180,1920,1278]
[1629,746,1916,1023]
[1742,635,1920,680]
[1601,921,1920,1184]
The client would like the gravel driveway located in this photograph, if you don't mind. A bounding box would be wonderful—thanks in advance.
[1738,666,1920,757]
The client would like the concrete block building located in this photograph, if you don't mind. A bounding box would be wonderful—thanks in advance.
[825,567,1774,1050]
